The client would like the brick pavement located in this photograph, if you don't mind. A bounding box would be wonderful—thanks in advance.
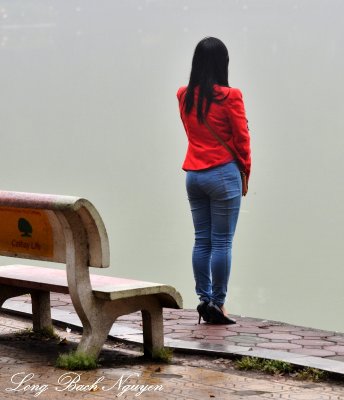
[1,313,344,399]
[2,293,344,374]
[158,312,344,361]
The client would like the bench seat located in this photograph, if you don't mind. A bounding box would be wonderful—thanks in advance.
[0,265,180,306]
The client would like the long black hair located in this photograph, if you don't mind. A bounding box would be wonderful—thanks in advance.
[184,37,229,122]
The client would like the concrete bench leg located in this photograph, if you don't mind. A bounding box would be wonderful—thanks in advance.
[76,320,113,358]
[142,305,164,358]
[31,291,52,332]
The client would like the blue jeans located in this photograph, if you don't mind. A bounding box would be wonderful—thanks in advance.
[186,162,242,307]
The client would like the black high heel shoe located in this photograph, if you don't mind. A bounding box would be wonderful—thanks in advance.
[207,302,236,325]
[197,300,210,324]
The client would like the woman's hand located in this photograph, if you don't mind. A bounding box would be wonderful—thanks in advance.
[241,172,248,196]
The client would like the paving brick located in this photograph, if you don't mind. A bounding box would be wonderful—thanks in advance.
[175,320,198,326]
[170,329,191,334]
[227,335,266,344]
[162,315,180,320]
[256,342,302,350]
[326,335,344,343]
[160,320,183,326]
[258,333,303,340]
[165,324,189,331]
[271,326,301,332]
[190,334,205,340]
[196,323,234,330]
[323,345,344,354]
[198,329,236,337]
[292,348,336,357]
[291,339,336,346]
[229,327,269,334]
[164,332,192,339]
[202,336,225,341]
[297,330,332,338]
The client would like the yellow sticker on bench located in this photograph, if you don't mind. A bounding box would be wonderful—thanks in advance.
[0,208,53,258]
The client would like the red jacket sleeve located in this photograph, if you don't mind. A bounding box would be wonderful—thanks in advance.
[226,88,251,180]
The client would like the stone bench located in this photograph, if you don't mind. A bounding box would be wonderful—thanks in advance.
[0,191,182,358]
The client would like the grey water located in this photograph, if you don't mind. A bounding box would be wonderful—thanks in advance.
[1,0,344,332]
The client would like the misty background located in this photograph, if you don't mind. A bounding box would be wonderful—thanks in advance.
[1,0,344,332]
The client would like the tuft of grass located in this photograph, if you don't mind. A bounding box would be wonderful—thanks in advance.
[235,357,265,371]
[260,359,293,375]
[38,326,60,340]
[15,327,33,337]
[152,347,173,363]
[234,356,328,381]
[296,367,329,381]
[56,351,98,370]
[15,326,59,340]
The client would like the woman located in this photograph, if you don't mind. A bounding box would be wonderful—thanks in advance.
[177,37,251,324]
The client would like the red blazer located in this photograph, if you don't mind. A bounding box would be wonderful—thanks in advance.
[177,85,251,180]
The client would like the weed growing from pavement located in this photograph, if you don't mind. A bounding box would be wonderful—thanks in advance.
[296,367,329,382]
[15,326,60,340]
[56,351,98,370]
[14,327,33,336]
[152,347,173,363]
[234,356,330,381]
[235,357,292,374]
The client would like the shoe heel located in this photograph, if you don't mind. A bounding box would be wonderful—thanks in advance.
[197,300,209,323]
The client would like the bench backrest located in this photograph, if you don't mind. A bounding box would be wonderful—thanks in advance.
[0,191,109,268]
